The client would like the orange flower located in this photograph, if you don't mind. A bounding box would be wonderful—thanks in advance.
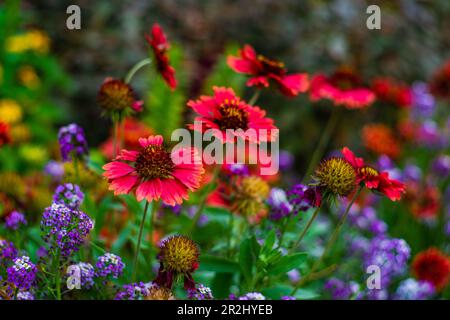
[362,124,401,158]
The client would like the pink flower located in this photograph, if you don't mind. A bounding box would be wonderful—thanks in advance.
[187,86,277,144]
[103,135,204,205]
[227,45,309,97]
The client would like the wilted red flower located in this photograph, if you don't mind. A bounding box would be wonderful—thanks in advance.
[310,68,375,109]
[227,45,309,97]
[97,78,143,116]
[412,248,450,291]
[371,77,412,108]
[0,122,11,147]
[103,135,204,205]
[429,60,450,98]
[187,86,277,143]
[362,123,401,158]
[146,23,177,90]
[342,147,406,201]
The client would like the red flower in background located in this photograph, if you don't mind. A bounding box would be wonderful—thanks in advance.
[146,23,177,90]
[406,183,441,220]
[371,77,412,108]
[310,68,375,109]
[227,45,309,97]
[362,123,401,159]
[429,60,450,98]
[341,147,405,201]
[0,122,11,147]
[103,135,204,205]
[187,86,277,143]
[412,248,450,291]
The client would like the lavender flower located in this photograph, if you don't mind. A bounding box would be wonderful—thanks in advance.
[281,296,296,300]
[238,292,266,300]
[15,291,34,300]
[188,284,214,300]
[402,164,422,182]
[95,253,125,279]
[57,123,89,162]
[115,282,149,300]
[43,160,64,181]
[395,278,435,300]
[324,278,359,300]
[226,163,249,176]
[267,188,293,220]
[5,211,27,230]
[66,262,95,289]
[287,184,321,212]
[432,155,450,178]
[348,206,387,236]
[279,150,294,171]
[40,203,93,257]
[411,82,435,119]
[53,183,84,210]
[7,256,37,290]
[0,240,17,264]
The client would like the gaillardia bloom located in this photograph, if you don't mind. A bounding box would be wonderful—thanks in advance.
[362,124,401,159]
[314,157,356,197]
[146,23,177,90]
[103,135,204,205]
[154,235,200,290]
[342,147,406,201]
[231,175,270,218]
[97,77,143,117]
[227,45,309,97]
[187,86,277,143]
[412,248,450,291]
[310,68,376,109]
[145,284,176,300]
[371,77,412,108]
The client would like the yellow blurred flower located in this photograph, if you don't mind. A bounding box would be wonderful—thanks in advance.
[10,124,31,143]
[0,99,22,124]
[18,66,40,88]
[6,30,50,54]
[19,144,48,165]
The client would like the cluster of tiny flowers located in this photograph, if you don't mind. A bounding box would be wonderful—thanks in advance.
[394,278,435,300]
[43,160,64,181]
[287,184,320,212]
[57,123,89,162]
[188,284,214,300]
[53,183,84,210]
[95,253,125,278]
[7,256,37,290]
[432,155,450,177]
[0,240,17,264]
[267,188,293,220]
[411,82,435,119]
[324,278,360,300]
[15,291,35,300]
[40,203,93,257]
[114,282,149,300]
[346,205,387,236]
[225,163,250,176]
[66,262,95,289]
[5,211,27,230]
[281,296,296,300]
[363,236,411,287]
[238,292,266,300]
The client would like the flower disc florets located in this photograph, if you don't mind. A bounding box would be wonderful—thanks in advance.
[315,157,356,196]
[159,235,200,274]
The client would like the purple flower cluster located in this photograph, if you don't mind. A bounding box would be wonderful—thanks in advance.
[267,188,293,220]
[238,292,266,300]
[43,160,64,181]
[287,184,321,212]
[188,283,214,300]
[114,282,149,300]
[66,262,95,289]
[225,163,249,176]
[432,155,450,177]
[363,236,410,287]
[7,256,37,290]
[15,291,35,300]
[40,203,93,257]
[394,278,435,300]
[279,150,294,171]
[411,82,435,119]
[57,123,89,162]
[0,240,17,264]
[53,183,84,210]
[281,296,296,300]
[5,211,27,230]
[324,278,360,300]
[347,206,387,236]
[95,253,125,278]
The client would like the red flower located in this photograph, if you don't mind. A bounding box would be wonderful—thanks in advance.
[362,124,401,159]
[146,24,177,90]
[412,248,450,291]
[371,77,412,108]
[429,60,450,99]
[103,135,204,205]
[187,86,277,144]
[227,45,309,97]
[310,68,375,109]
[341,147,405,201]
[0,122,11,147]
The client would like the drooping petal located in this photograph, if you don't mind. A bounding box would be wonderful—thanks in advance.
[276,73,310,97]
[109,174,138,195]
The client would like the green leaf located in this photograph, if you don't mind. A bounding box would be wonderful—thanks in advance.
[199,255,240,273]
[267,253,308,276]
[239,238,254,283]
[211,273,234,299]
[261,230,276,256]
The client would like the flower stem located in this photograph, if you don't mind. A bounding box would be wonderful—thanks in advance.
[302,107,340,182]
[227,212,235,257]
[248,89,261,105]
[112,119,119,159]
[289,204,322,253]
[125,58,152,84]
[132,200,150,282]
[291,186,363,294]
[54,250,61,300]
[73,156,80,186]
[277,214,292,249]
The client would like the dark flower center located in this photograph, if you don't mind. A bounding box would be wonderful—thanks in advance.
[98,79,135,112]
[135,145,174,180]
[216,100,249,131]
[257,54,286,76]
[360,166,379,178]
[329,69,361,90]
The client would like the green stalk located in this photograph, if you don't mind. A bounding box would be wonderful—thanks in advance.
[289,204,322,253]
[248,89,262,105]
[132,200,150,282]
[125,58,152,84]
